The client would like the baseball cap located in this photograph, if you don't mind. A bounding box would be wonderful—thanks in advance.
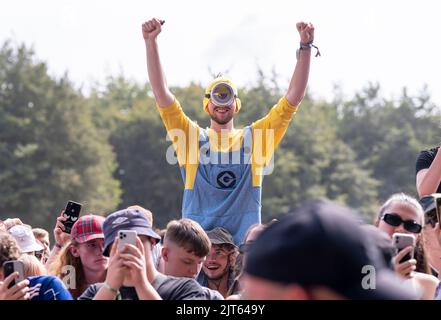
[71,215,105,244]
[245,199,417,300]
[361,225,395,271]
[9,225,44,253]
[103,208,161,256]
[419,194,441,213]
[206,227,237,248]
[203,76,241,112]
[419,193,441,228]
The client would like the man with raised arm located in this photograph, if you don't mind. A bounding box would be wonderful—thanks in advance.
[142,18,317,244]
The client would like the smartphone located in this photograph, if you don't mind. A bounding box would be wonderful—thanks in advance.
[3,260,25,289]
[393,233,416,264]
[62,201,82,234]
[118,230,138,252]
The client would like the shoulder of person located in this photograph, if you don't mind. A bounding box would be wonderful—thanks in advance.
[202,286,224,300]
[77,282,103,300]
[28,275,63,287]
[28,275,73,300]
[157,275,218,300]
[414,272,440,287]
[226,293,241,300]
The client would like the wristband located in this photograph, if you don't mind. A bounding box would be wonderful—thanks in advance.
[296,42,321,59]
[103,282,119,295]
[55,243,63,249]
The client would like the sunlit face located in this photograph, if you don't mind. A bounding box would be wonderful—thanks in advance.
[206,100,237,125]
[162,242,205,279]
[377,202,423,239]
[202,244,231,280]
[72,238,108,273]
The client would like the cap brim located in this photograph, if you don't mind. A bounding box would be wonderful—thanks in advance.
[210,239,237,248]
[135,227,161,243]
[22,242,44,253]
[419,196,436,213]
[75,233,104,244]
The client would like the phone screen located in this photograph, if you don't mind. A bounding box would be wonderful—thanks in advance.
[63,201,82,234]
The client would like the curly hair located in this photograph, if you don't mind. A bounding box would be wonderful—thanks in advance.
[0,231,21,268]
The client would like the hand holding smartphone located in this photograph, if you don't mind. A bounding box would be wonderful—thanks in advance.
[62,201,82,234]
[3,261,25,289]
[393,233,416,264]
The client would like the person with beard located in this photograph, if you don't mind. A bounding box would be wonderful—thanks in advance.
[197,227,238,298]
[142,18,318,244]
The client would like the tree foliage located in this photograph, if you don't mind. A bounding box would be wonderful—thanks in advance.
[1,41,440,231]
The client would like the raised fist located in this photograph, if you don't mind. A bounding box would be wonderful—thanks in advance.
[296,22,315,44]
[142,18,163,41]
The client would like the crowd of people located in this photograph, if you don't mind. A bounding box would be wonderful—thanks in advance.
[2,18,441,300]
[1,192,441,300]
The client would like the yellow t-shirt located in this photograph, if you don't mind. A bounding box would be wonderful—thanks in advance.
[157,96,298,188]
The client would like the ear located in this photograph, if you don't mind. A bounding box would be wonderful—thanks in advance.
[161,246,169,262]
[234,98,241,113]
[70,245,80,258]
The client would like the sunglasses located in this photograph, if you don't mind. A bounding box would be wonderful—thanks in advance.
[382,213,422,234]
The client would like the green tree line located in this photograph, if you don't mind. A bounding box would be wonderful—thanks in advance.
[1,41,440,233]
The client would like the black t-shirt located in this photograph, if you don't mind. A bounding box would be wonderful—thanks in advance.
[78,273,223,300]
[416,147,441,193]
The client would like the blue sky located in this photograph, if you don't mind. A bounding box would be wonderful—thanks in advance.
[1,0,440,104]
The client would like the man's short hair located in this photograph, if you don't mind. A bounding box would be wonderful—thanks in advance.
[164,219,211,257]
[0,230,21,268]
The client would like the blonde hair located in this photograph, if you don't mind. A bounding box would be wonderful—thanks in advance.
[47,240,86,299]
[19,254,47,277]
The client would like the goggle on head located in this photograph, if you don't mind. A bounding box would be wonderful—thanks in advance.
[205,82,237,108]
